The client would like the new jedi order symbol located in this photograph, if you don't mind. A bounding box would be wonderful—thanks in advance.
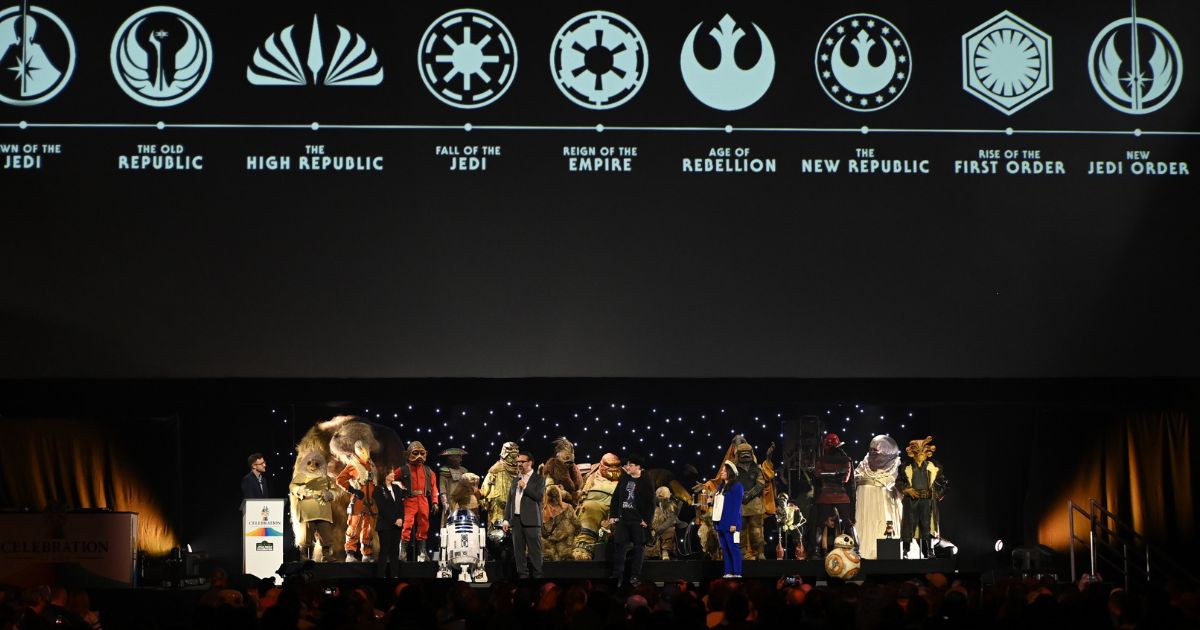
[110,6,211,107]
[962,11,1052,115]
[0,3,75,106]
[418,8,517,109]
[247,15,383,86]
[816,14,910,112]
[1088,2,1182,115]
[680,14,774,111]
[551,11,648,110]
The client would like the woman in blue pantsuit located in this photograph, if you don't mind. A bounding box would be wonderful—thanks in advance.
[715,460,743,578]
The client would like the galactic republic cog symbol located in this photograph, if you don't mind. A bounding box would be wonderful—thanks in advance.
[418,8,517,109]
[816,14,910,112]
[551,11,648,110]
[0,3,75,106]
[1088,3,1182,115]
[111,6,212,107]
[247,15,383,86]
[962,11,1052,115]
[680,14,774,111]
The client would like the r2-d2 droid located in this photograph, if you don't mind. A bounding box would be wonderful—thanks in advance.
[436,509,489,582]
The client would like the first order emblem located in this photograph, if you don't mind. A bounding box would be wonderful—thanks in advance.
[680,14,774,111]
[962,11,1052,115]
[0,3,75,106]
[110,6,212,107]
[418,8,517,109]
[815,14,910,112]
[550,11,648,110]
[1088,5,1182,115]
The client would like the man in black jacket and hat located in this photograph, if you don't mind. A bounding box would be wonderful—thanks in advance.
[607,453,654,588]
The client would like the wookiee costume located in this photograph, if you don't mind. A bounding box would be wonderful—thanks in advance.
[540,437,585,505]
[541,485,580,561]
[290,451,337,562]
[571,452,622,560]
[397,440,439,562]
[646,486,685,560]
[814,432,853,556]
[895,436,948,559]
[335,440,378,562]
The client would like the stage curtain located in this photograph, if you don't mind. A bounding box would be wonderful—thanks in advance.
[1038,411,1193,555]
[0,418,177,555]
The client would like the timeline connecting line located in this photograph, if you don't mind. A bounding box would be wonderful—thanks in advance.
[1,121,1199,137]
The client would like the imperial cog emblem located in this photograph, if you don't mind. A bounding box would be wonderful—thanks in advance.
[963,11,1052,115]
[247,15,383,86]
[1088,4,1182,115]
[0,4,75,106]
[680,14,774,111]
[815,14,910,112]
[418,9,517,109]
[110,6,212,107]
[551,11,648,110]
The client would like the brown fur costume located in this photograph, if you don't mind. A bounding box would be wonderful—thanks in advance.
[289,415,406,561]
[540,456,584,505]
[541,486,580,561]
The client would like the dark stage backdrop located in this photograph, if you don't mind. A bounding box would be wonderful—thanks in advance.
[2,1,1198,378]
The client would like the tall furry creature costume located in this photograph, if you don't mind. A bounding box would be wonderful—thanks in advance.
[646,486,685,560]
[540,437,585,505]
[481,442,519,529]
[571,452,622,560]
[895,436,948,559]
[396,440,439,562]
[289,451,337,561]
[336,440,379,562]
[541,485,580,561]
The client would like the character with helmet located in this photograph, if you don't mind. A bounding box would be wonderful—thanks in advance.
[813,433,854,557]
[571,452,622,560]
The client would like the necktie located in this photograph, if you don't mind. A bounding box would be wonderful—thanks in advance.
[259,477,265,497]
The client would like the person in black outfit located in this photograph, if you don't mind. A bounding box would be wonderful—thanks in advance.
[241,453,270,499]
[607,453,655,588]
[503,451,545,578]
[375,468,405,576]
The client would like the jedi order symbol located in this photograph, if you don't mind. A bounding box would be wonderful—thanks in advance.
[418,8,517,109]
[680,14,774,111]
[815,14,910,112]
[962,11,1052,115]
[0,3,75,106]
[247,15,383,86]
[1088,4,1182,115]
[551,11,648,110]
[111,6,212,107]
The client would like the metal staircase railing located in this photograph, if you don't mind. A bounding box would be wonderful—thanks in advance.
[1068,499,1197,590]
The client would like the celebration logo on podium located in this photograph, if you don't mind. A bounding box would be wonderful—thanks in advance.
[550,11,648,110]
[0,3,75,106]
[110,6,211,107]
[247,15,382,86]
[962,11,1052,115]
[418,8,517,109]
[1088,2,1182,115]
[815,14,910,112]
[680,14,774,111]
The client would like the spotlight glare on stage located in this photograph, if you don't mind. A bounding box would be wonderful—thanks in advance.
[994,539,1004,552]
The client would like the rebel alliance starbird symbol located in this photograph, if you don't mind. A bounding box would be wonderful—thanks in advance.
[680,14,774,111]
[832,30,895,95]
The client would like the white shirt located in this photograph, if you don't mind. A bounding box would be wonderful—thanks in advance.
[514,471,531,515]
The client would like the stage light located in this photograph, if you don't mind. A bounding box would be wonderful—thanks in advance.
[187,544,192,553]
[994,539,1004,552]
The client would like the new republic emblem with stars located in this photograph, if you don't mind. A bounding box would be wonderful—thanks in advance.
[816,14,911,112]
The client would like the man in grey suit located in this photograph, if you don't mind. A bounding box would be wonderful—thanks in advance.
[503,451,544,578]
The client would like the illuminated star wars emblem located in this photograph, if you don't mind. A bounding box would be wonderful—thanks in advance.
[247,15,382,86]
[815,14,910,112]
[962,11,1052,115]
[551,11,648,110]
[1088,3,1182,115]
[0,4,75,106]
[110,6,211,107]
[418,8,517,109]
[680,14,774,111]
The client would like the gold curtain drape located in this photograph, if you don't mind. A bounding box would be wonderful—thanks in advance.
[0,418,178,555]
[1039,411,1193,552]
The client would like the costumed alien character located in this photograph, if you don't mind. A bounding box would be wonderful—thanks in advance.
[814,432,854,556]
[895,436,948,559]
[540,437,585,506]
[335,440,379,562]
[854,435,902,560]
[646,486,687,560]
[481,441,519,537]
[436,478,489,583]
[731,439,774,560]
[693,478,722,559]
[446,472,481,513]
[396,440,440,562]
[571,452,622,560]
[775,492,807,560]
[289,451,338,562]
[541,485,580,561]
[437,448,470,528]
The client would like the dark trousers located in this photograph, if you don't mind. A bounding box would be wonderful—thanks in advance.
[377,527,401,576]
[901,496,933,556]
[511,524,543,578]
[717,530,741,576]
[611,521,646,582]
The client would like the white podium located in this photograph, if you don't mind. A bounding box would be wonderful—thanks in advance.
[241,499,285,578]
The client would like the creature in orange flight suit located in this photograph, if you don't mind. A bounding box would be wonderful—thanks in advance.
[335,440,379,562]
[396,440,440,562]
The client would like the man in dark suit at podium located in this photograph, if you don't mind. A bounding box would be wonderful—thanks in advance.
[242,453,270,498]
[375,469,405,576]
[503,451,544,579]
